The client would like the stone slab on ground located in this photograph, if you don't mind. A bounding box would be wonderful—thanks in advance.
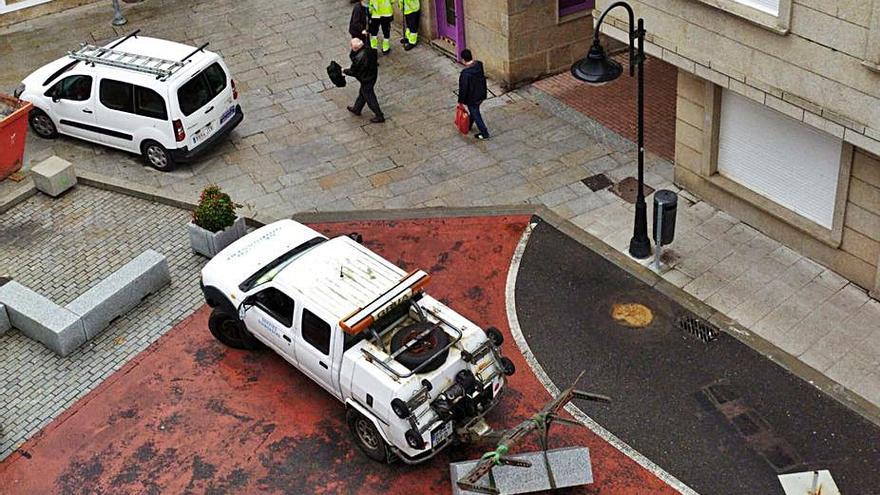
[0,304,9,335]
[0,281,86,356]
[450,447,594,495]
[30,156,76,197]
[66,250,171,340]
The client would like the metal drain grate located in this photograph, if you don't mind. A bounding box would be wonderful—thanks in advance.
[677,315,720,343]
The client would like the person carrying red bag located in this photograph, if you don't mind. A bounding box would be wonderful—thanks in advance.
[457,49,489,140]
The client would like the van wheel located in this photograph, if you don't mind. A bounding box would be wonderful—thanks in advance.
[141,140,175,171]
[208,309,262,350]
[29,109,58,139]
[347,409,390,462]
[390,322,450,373]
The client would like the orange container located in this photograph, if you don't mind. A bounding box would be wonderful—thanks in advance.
[0,94,33,181]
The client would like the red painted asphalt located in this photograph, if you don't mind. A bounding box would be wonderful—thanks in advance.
[0,216,674,494]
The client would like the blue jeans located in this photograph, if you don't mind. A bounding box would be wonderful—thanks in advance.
[467,103,489,137]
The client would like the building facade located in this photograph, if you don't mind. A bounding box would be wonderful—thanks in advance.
[415,0,595,88]
[595,0,880,298]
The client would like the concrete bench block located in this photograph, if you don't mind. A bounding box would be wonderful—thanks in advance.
[31,156,77,197]
[0,282,86,356]
[66,250,171,339]
[0,304,9,335]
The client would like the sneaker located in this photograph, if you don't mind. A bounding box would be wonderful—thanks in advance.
[404,42,415,51]
[475,133,488,140]
[346,106,361,116]
[371,115,386,123]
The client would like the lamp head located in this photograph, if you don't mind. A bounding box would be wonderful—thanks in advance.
[570,38,622,86]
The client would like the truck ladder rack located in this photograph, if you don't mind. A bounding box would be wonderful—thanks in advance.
[68,44,185,80]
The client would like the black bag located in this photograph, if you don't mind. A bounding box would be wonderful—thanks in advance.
[327,61,346,88]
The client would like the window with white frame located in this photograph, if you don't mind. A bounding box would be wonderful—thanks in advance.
[694,0,791,33]
[734,0,779,16]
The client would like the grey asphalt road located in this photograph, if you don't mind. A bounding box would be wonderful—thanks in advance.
[516,219,880,495]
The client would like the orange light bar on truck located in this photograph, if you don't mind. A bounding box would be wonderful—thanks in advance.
[340,270,431,335]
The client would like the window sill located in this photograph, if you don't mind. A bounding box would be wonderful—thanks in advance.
[693,0,790,35]
[705,174,842,247]
[557,8,592,25]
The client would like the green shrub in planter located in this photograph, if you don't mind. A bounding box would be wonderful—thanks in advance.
[193,185,239,233]
[188,185,246,258]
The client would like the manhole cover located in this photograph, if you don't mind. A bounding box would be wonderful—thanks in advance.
[677,315,719,343]
[611,303,653,328]
[611,177,655,204]
[581,173,613,192]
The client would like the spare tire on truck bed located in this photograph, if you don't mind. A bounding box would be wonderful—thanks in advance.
[390,322,450,373]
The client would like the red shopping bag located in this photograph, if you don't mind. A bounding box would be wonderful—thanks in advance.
[455,104,470,135]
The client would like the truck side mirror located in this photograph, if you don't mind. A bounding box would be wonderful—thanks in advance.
[238,296,255,320]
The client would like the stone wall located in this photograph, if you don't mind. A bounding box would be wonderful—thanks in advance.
[674,70,880,296]
[595,0,880,160]
[506,1,593,86]
[455,0,594,88]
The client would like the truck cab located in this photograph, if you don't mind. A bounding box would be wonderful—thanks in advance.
[200,220,516,463]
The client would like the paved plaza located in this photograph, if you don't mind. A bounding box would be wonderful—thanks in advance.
[0,186,205,459]
[0,0,877,458]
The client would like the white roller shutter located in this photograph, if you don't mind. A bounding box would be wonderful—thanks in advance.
[735,0,779,15]
[717,90,842,229]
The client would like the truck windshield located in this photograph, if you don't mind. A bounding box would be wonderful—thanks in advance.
[238,237,326,292]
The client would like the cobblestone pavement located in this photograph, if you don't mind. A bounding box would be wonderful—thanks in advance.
[0,186,206,460]
[0,0,877,415]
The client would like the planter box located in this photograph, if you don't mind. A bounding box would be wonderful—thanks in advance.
[188,217,246,258]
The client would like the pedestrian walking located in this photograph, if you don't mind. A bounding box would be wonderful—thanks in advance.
[349,0,370,43]
[398,0,420,51]
[344,38,385,123]
[369,0,394,55]
[457,49,489,139]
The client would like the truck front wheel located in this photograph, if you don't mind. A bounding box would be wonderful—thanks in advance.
[208,309,263,350]
[347,409,390,463]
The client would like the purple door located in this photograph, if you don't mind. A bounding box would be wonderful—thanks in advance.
[435,0,465,59]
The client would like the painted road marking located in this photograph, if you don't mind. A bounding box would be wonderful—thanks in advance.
[504,222,701,495]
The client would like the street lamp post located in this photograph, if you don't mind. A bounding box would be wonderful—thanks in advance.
[112,0,127,26]
[570,1,651,259]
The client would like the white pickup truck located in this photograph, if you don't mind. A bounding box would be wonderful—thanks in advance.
[200,219,516,463]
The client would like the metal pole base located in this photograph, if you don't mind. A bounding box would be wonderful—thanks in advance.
[112,0,127,26]
[629,200,652,259]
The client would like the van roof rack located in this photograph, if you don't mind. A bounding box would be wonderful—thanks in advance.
[67,42,186,80]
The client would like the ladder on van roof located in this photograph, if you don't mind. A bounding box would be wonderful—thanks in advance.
[68,43,186,80]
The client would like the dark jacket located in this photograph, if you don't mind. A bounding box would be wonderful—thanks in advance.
[345,47,378,84]
[458,61,487,105]
[349,4,368,39]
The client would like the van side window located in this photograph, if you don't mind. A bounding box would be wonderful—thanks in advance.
[135,87,168,120]
[177,62,227,117]
[253,287,295,327]
[100,79,133,113]
[301,309,331,355]
[50,75,92,101]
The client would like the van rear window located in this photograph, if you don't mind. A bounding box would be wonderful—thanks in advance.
[177,62,228,117]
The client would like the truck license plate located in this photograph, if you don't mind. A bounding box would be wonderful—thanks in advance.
[431,421,453,447]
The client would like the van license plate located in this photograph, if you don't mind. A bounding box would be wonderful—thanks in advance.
[431,421,453,447]
[220,106,235,124]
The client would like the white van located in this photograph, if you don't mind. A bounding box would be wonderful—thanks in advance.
[14,31,243,171]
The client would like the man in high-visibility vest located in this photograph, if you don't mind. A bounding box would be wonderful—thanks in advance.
[369,0,394,55]
[398,0,420,51]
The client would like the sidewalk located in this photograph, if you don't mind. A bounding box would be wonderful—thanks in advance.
[0,0,876,413]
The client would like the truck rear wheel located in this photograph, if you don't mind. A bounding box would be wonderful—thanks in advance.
[390,322,450,373]
[208,309,262,350]
[347,409,390,462]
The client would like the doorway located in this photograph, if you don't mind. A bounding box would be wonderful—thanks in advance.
[434,0,465,60]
